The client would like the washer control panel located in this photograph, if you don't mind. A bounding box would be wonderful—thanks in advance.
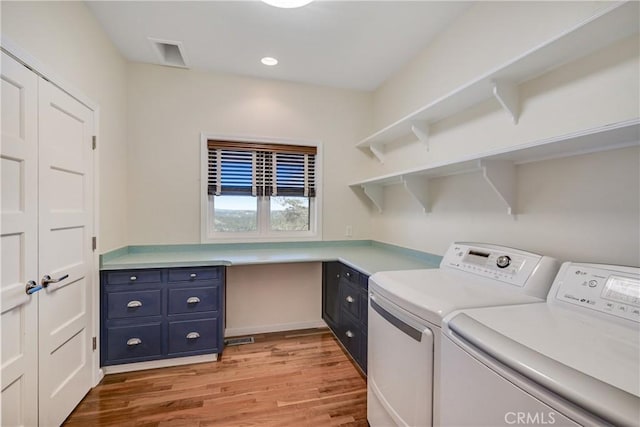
[553,263,640,323]
[441,243,545,287]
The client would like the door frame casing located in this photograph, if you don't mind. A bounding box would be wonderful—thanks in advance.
[1,35,103,387]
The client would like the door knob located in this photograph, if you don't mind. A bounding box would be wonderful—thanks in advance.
[25,280,42,295]
[41,274,69,288]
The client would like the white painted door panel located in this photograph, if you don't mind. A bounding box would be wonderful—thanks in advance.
[367,292,434,427]
[37,78,94,427]
[439,335,580,426]
[1,51,39,427]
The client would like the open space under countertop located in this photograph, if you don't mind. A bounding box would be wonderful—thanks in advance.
[100,240,442,276]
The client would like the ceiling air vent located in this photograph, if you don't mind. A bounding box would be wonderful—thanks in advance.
[148,38,189,68]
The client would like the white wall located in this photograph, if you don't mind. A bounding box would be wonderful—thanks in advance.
[125,64,372,333]
[363,2,640,266]
[373,146,640,265]
[373,1,614,128]
[126,63,372,244]
[1,1,129,253]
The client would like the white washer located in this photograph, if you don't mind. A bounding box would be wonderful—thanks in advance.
[367,242,560,427]
[439,262,640,427]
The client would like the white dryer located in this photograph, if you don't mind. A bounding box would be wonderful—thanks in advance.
[439,262,640,427]
[367,242,560,427]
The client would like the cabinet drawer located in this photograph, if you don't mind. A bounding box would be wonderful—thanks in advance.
[340,265,361,286]
[106,323,162,361]
[168,318,218,355]
[168,286,219,315]
[107,290,161,319]
[338,310,361,362]
[104,270,161,286]
[340,281,361,320]
[168,268,220,283]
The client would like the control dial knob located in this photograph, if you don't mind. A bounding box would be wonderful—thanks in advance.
[496,255,511,269]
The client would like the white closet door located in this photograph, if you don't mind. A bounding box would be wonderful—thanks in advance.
[1,52,39,427]
[37,78,94,426]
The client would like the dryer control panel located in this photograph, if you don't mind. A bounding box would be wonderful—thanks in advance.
[552,262,640,323]
[441,243,559,298]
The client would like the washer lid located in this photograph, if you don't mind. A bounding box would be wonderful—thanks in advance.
[446,303,640,426]
[369,269,541,327]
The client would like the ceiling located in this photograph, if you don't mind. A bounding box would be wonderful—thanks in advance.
[86,1,471,91]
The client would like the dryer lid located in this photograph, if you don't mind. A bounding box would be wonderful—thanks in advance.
[369,269,541,327]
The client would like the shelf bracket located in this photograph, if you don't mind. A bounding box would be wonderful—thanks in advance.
[479,159,516,216]
[492,80,519,124]
[369,142,385,163]
[410,121,430,150]
[402,175,430,213]
[361,184,384,213]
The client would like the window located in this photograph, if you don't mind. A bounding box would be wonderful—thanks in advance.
[201,137,321,242]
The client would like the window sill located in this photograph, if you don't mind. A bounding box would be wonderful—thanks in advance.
[201,234,322,245]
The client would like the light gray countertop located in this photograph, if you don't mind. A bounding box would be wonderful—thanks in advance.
[100,240,442,276]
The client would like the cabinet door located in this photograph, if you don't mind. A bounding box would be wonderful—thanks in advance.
[360,329,368,374]
[360,287,369,374]
[322,262,341,329]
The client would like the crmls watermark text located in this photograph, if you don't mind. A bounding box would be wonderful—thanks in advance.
[504,411,556,425]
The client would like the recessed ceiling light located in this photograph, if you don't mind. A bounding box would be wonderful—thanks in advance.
[262,0,313,9]
[261,57,279,66]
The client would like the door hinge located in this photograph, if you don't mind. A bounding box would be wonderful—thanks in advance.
[92,337,97,351]
[92,236,97,251]
[92,135,97,150]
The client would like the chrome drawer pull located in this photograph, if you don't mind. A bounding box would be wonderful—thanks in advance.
[127,300,142,308]
[186,332,200,339]
[127,338,142,346]
[345,272,351,278]
[187,297,200,304]
[130,276,137,281]
[345,330,354,338]
[345,295,354,303]
[190,273,197,279]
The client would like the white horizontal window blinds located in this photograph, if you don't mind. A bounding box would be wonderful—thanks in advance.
[207,141,316,197]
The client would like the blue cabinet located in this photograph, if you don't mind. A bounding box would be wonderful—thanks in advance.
[100,266,225,366]
[322,262,369,374]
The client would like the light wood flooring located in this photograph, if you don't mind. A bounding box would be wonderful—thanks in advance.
[64,328,367,426]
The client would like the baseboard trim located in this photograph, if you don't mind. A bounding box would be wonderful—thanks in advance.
[95,368,105,386]
[225,320,327,337]
[102,353,218,375]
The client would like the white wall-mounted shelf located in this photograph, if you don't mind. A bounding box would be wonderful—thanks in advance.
[357,1,639,163]
[351,119,640,214]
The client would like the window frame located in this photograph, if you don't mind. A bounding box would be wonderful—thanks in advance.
[200,133,322,243]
